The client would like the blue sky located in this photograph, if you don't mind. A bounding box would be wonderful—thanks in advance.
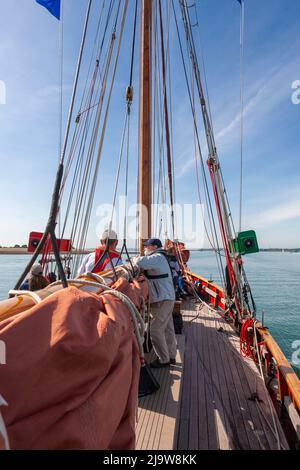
[0,0,299,248]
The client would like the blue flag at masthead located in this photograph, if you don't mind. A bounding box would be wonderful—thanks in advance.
[36,0,61,20]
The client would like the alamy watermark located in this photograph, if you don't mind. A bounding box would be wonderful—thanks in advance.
[292,340,300,367]
[291,80,300,105]
[0,80,6,105]
[95,199,205,249]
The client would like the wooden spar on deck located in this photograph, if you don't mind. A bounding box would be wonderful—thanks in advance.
[139,0,152,254]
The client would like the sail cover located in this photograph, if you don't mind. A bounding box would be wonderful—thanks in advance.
[0,278,148,450]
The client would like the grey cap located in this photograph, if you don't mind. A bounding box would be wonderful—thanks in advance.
[101,229,118,241]
[30,264,43,276]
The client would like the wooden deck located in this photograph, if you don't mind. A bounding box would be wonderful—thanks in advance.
[136,335,185,450]
[136,298,289,450]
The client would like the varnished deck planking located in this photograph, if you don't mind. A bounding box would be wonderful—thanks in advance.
[175,298,289,450]
[136,335,185,450]
[136,298,289,450]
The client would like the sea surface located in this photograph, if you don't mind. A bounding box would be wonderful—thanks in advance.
[0,252,299,373]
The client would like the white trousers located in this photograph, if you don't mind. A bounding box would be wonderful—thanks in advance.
[150,300,177,364]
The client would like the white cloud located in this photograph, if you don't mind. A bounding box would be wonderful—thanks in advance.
[258,203,300,227]
[248,188,300,229]
[214,49,300,147]
[177,153,196,178]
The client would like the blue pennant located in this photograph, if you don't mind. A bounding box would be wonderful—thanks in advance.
[36,0,61,20]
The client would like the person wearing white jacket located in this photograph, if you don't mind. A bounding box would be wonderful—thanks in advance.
[133,239,177,368]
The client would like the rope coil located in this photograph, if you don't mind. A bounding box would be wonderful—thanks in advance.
[48,277,146,360]
[8,290,42,305]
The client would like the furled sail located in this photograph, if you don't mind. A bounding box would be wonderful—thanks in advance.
[0,277,148,450]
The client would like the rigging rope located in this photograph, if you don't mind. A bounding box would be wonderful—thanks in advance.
[38,0,122,276]
[59,0,124,275]
[172,0,228,294]
[214,309,285,449]
[253,321,282,450]
[190,57,226,289]
[239,316,283,449]
[158,0,175,239]
[77,0,113,119]
[58,0,64,164]
[99,0,138,273]
[68,37,116,272]
[129,0,138,89]
[182,1,238,240]
[153,7,169,240]
[60,0,93,166]
[152,0,158,219]
[189,4,222,252]
[178,0,250,318]
[239,0,245,233]
[59,1,117,256]
[73,0,128,275]
[166,0,178,240]
[48,277,146,359]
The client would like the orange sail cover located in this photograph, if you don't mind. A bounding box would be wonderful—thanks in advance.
[0,278,148,450]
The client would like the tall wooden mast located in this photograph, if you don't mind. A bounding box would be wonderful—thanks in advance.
[139,0,152,253]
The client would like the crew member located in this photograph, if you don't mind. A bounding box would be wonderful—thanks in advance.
[133,239,177,368]
[78,229,122,275]
[28,264,49,292]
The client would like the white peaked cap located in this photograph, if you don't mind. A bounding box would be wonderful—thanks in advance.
[101,229,118,241]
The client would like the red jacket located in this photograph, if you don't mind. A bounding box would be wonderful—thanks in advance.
[92,247,120,274]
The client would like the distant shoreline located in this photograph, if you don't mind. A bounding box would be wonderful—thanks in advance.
[0,248,91,255]
[0,247,299,255]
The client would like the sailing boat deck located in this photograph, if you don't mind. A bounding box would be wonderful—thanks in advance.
[136,336,185,450]
[137,298,289,450]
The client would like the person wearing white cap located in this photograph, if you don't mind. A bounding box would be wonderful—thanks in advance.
[78,229,123,276]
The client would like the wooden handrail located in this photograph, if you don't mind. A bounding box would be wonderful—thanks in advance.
[256,323,300,412]
[186,271,224,295]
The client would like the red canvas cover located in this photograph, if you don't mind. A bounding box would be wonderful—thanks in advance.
[28,232,71,253]
[0,278,148,450]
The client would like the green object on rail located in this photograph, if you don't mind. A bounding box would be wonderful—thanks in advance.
[234,230,259,255]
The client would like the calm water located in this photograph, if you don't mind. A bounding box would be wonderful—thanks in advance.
[189,252,300,373]
[0,252,299,372]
